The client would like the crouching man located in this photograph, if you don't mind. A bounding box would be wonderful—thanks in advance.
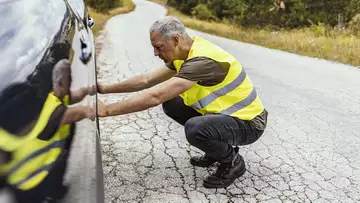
[96,16,268,188]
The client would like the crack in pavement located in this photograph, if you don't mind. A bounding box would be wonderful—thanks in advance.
[162,134,191,202]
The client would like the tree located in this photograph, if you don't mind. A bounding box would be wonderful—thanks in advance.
[84,0,122,12]
[166,0,360,28]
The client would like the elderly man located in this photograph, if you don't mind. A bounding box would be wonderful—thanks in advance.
[97,16,268,188]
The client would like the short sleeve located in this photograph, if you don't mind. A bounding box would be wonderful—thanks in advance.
[165,62,176,71]
[174,57,229,86]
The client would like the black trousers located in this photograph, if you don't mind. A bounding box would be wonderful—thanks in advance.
[162,96,265,161]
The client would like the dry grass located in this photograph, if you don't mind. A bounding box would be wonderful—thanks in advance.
[152,0,360,67]
[88,0,136,36]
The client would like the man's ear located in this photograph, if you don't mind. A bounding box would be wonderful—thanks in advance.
[172,35,180,46]
[57,79,63,89]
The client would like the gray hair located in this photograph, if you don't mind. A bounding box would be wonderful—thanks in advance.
[52,59,71,89]
[149,16,189,39]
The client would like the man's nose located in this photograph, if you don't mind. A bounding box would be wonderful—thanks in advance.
[154,48,159,56]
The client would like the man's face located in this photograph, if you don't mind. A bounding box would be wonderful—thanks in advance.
[53,59,72,98]
[61,73,72,94]
[56,68,72,97]
[150,31,177,63]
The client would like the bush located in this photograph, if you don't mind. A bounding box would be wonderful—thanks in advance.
[307,22,332,37]
[167,0,199,15]
[166,0,360,29]
[85,0,123,12]
[348,14,360,36]
[191,4,216,20]
[207,0,245,20]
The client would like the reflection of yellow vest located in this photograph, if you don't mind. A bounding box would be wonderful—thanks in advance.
[0,92,71,191]
[173,36,264,120]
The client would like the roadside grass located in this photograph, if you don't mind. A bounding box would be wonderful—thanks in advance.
[88,0,136,37]
[151,0,360,67]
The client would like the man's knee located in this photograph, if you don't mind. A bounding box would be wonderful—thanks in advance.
[184,117,209,145]
[184,118,198,145]
[161,100,173,118]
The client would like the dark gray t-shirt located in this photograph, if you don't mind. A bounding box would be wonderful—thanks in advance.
[166,57,229,86]
[166,56,267,130]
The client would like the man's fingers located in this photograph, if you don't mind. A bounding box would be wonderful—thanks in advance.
[96,99,107,117]
[97,83,109,94]
[96,83,102,93]
[89,85,97,95]
[87,105,96,120]
[97,99,104,105]
[97,83,105,94]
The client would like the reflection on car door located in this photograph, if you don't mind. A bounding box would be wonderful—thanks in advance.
[0,0,104,202]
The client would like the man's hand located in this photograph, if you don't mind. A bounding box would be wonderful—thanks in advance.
[60,105,91,125]
[69,87,88,104]
[88,85,97,96]
[87,104,96,121]
[97,83,107,94]
[97,99,108,117]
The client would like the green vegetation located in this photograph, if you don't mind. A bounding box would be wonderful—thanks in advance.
[86,0,136,36]
[152,0,360,66]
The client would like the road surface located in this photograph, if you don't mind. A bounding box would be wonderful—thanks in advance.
[96,0,360,202]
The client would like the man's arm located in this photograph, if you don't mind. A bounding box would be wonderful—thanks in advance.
[98,65,176,94]
[98,77,196,117]
[69,87,88,104]
[60,105,91,125]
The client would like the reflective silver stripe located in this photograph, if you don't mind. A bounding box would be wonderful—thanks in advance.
[220,88,257,115]
[8,139,66,181]
[191,69,247,109]
[14,163,53,187]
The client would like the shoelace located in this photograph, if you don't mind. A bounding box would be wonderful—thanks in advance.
[215,162,232,177]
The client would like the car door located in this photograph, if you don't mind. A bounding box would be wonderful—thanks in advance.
[64,0,105,202]
[0,0,104,202]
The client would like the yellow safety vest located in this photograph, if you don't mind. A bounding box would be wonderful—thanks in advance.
[0,92,71,191]
[173,36,264,120]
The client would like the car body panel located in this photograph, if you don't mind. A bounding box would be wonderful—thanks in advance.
[0,0,104,202]
[0,0,67,92]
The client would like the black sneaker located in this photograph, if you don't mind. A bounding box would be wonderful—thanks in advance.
[190,154,217,167]
[203,149,246,188]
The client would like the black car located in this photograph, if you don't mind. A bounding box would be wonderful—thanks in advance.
[0,0,104,202]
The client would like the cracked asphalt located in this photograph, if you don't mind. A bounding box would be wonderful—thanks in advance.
[96,0,360,202]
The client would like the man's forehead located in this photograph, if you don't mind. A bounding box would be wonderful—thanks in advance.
[150,31,163,42]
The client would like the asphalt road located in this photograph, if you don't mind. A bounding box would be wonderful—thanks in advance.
[96,0,360,202]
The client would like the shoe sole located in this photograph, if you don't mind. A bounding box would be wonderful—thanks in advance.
[202,167,246,189]
[190,159,217,167]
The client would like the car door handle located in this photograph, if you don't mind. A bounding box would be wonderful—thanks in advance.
[79,38,92,64]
